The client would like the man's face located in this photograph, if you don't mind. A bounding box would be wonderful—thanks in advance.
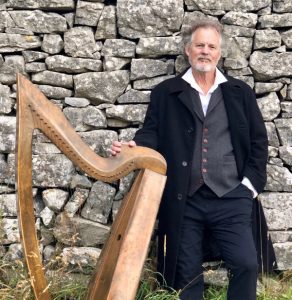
[185,27,221,73]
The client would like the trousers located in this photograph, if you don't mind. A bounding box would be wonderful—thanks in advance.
[174,184,258,300]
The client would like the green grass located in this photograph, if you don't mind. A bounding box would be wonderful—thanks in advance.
[0,257,291,300]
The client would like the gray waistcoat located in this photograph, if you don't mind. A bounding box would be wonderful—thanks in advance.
[188,86,240,197]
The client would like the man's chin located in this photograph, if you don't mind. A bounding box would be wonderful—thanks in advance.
[194,64,215,72]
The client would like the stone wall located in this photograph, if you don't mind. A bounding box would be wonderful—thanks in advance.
[0,0,291,275]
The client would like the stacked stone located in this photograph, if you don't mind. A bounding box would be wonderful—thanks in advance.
[0,0,291,274]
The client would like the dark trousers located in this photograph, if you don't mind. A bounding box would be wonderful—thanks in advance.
[174,184,258,300]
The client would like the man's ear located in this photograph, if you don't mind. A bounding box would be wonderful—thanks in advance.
[185,45,190,58]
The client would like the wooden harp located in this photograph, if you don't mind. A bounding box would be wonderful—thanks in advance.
[16,74,167,300]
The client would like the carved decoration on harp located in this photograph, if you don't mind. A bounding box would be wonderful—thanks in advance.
[16,73,167,300]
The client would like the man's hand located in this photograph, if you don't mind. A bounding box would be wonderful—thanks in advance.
[111,140,137,156]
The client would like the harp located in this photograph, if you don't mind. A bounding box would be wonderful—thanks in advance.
[16,74,167,300]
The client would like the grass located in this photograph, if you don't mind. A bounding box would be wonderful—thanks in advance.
[0,256,291,299]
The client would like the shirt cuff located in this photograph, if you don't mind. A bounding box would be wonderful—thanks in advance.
[241,177,258,198]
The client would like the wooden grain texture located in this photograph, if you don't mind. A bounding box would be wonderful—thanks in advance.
[16,74,167,300]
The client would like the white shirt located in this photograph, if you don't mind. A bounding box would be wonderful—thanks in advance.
[182,67,258,198]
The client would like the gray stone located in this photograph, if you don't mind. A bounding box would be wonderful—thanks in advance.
[265,122,280,147]
[64,27,100,59]
[268,146,278,157]
[0,33,41,53]
[175,55,190,75]
[9,10,67,33]
[83,106,107,128]
[0,11,15,32]
[38,85,73,99]
[181,11,216,33]
[5,27,34,35]
[6,0,75,11]
[259,192,292,230]
[224,56,248,70]
[117,90,150,104]
[70,174,92,189]
[269,157,283,167]
[75,1,104,26]
[22,50,49,63]
[117,0,184,38]
[270,231,292,243]
[204,268,228,287]
[74,71,130,105]
[65,97,90,107]
[288,84,292,100]
[95,5,116,39]
[32,70,73,88]
[257,92,281,121]
[118,128,139,142]
[136,36,183,58]
[133,75,175,90]
[33,142,61,155]
[281,102,292,118]
[273,0,292,13]
[103,57,131,71]
[254,82,283,94]
[281,29,292,49]
[112,200,122,221]
[0,194,16,216]
[0,83,14,114]
[61,246,101,272]
[274,242,292,270]
[42,34,64,54]
[114,172,135,201]
[0,55,26,85]
[101,39,136,58]
[250,51,292,80]
[40,206,55,227]
[0,185,15,194]
[4,243,23,261]
[227,67,253,77]
[63,107,91,131]
[259,13,292,28]
[1,218,19,244]
[254,30,282,50]
[64,12,75,28]
[106,104,148,124]
[107,118,130,128]
[186,0,271,11]
[46,55,102,74]
[81,181,116,224]
[64,188,89,217]
[266,164,292,192]
[221,12,257,28]
[223,25,255,38]
[130,59,174,80]
[42,188,69,212]
[0,116,16,153]
[79,130,118,157]
[275,118,292,146]
[279,146,292,166]
[53,213,110,246]
[41,227,55,246]
[25,62,47,73]
[43,245,55,261]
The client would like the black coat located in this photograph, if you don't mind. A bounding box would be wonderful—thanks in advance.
[134,73,270,287]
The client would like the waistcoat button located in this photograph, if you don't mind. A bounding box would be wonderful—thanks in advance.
[182,161,188,167]
[177,193,183,200]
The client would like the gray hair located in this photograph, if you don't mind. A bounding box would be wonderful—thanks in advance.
[182,18,223,48]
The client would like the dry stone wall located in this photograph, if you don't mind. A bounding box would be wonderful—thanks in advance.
[0,0,291,275]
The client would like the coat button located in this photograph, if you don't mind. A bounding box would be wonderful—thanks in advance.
[177,193,183,200]
[187,127,194,133]
[182,161,188,167]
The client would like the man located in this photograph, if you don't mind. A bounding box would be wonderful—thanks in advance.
[111,19,268,300]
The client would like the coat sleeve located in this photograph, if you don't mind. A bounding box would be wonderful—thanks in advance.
[243,86,268,193]
[133,87,160,150]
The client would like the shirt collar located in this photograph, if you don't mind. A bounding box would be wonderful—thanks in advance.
[182,67,227,95]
